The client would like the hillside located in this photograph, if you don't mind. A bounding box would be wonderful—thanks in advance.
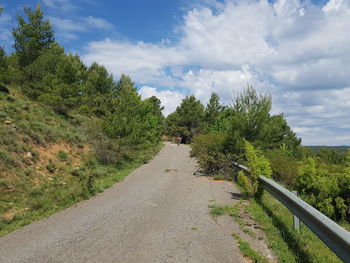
[0,86,162,236]
[306,145,350,154]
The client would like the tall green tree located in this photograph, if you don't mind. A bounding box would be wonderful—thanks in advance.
[12,5,54,68]
[259,114,301,150]
[0,8,6,78]
[38,53,86,115]
[225,86,271,153]
[204,92,224,131]
[144,96,164,119]
[103,74,163,149]
[144,96,165,139]
[79,63,115,116]
[225,85,300,154]
[0,48,8,83]
[104,74,143,140]
[22,43,64,98]
[165,95,204,142]
[85,62,114,96]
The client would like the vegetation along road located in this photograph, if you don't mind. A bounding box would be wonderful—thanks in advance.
[0,142,274,263]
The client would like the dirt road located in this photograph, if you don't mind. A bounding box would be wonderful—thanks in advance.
[0,142,245,263]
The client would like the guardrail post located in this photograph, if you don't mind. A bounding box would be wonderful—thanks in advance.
[292,191,300,231]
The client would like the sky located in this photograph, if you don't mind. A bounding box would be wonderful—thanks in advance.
[0,0,349,146]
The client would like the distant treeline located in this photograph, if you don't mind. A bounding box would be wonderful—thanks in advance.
[306,146,350,154]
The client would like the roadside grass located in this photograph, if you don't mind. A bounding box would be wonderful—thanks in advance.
[209,204,238,217]
[209,203,247,228]
[248,191,343,263]
[232,233,267,263]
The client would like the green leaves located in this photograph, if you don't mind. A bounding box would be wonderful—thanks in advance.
[223,85,301,155]
[165,95,205,142]
[85,62,114,96]
[296,157,350,221]
[0,47,8,84]
[101,74,163,155]
[241,140,272,197]
[12,5,54,68]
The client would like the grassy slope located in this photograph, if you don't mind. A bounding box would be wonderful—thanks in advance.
[0,86,162,237]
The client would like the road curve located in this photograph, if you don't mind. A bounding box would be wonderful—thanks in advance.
[0,142,243,263]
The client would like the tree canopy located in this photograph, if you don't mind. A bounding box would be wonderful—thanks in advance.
[165,95,204,142]
[12,5,54,68]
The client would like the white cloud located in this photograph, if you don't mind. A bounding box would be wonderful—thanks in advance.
[83,39,185,84]
[0,11,13,48]
[49,16,114,41]
[43,0,78,12]
[49,17,87,32]
[81,0,350,145]
[322,0,348,12]
[84,16,113,30]
[139,86,185,116]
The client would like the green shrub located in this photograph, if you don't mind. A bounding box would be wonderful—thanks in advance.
[72,168,97,199]
[30,150,40,162]
[57,150,68,162]
[191,132,229,174]
[266,147,299,188]
[70,167,83,177]
[296,158,350,221]
[0,150,21,168]
[6,95,15,102]
[45,160,56,173]
[22,134,31,143]
[237,170,253,197]
[24,168,35,176]
[243,140,272,197]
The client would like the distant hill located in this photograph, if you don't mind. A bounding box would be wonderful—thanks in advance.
[306,146,350,154]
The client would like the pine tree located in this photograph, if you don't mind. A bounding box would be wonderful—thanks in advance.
[165,95,204,142]
[12,5,54,67]
[144,96,164,119]
[205,92,223,127]
[0,47,9,91]
[85,62,114,96]
[104,74,142,140]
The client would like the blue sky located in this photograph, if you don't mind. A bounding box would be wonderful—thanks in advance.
[0,0,184,51]
[1,0,350,145]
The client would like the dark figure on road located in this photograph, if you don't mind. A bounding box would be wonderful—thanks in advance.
[176,136,182,146]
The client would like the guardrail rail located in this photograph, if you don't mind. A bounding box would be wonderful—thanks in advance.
[233,162,350,263]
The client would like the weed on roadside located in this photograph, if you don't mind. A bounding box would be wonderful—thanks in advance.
[232,233,267,263]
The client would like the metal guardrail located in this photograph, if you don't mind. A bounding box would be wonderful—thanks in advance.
[233,162,350,263]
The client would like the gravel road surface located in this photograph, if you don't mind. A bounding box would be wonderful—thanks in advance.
[0,142,244,263]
